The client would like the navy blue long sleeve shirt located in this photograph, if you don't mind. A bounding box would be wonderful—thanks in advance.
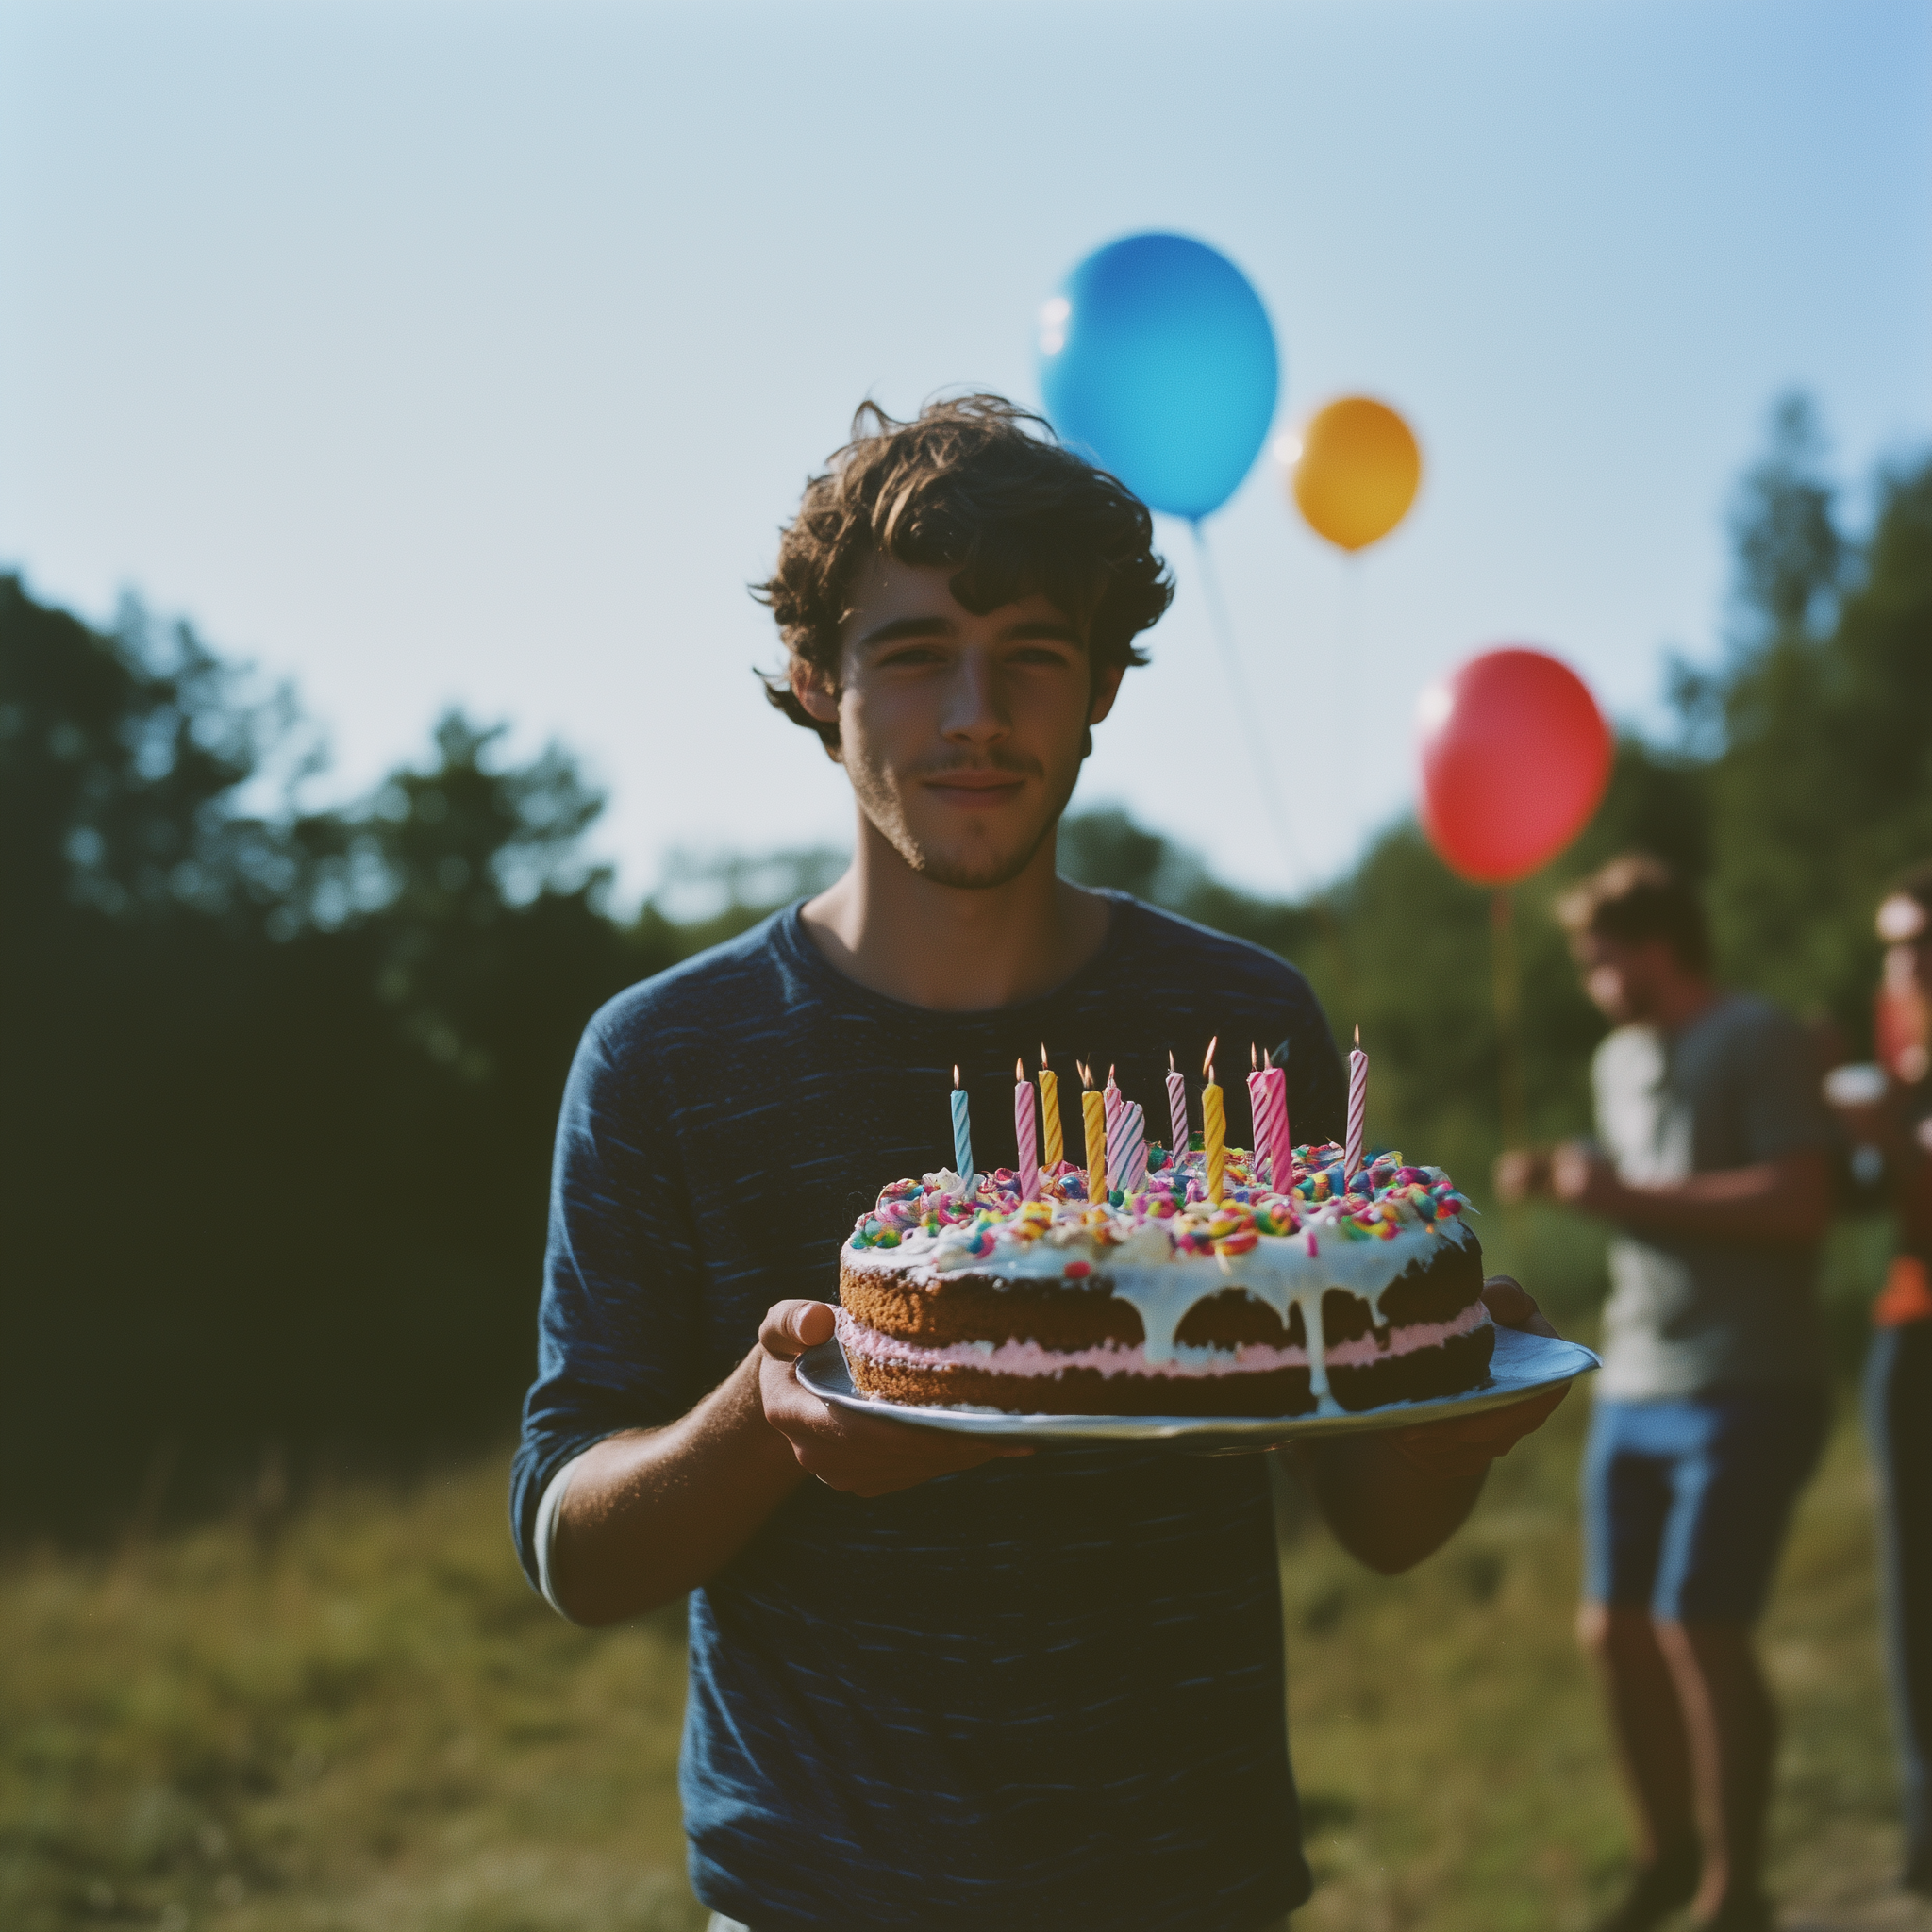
[512,896,1346,1931]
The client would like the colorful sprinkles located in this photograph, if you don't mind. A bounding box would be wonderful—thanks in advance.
[847,1142,1470,1265]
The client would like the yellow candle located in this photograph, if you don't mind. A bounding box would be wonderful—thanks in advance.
[1202,1039,1225,1205]
[1039,1046,1063,1169]
[1079,1062,1108,1199]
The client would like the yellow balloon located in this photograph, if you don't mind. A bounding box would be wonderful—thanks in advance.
[1289,396,1422,552]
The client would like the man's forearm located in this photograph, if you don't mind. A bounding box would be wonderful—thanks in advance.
[549,1348,805,1625]
[1291,1433,1487,1575]
[1607,1158,1828,1243]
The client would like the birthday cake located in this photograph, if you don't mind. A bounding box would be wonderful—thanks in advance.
[837,1137,1492,1418]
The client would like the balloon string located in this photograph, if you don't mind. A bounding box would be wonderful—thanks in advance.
[1190,520,1304,883]
[1341,552,1362,661]
[1491,886,1528,1150]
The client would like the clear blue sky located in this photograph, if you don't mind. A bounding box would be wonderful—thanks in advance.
[4,0,1928,904]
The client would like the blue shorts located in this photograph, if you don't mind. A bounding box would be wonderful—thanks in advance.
[1582,1386,1828,1624]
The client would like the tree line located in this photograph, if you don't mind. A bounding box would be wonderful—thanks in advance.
[3,397,1925,1533]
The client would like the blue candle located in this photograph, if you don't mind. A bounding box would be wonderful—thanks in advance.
[950,1065,974,1188]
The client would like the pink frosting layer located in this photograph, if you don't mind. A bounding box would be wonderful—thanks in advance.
[835,1299,1489,1380]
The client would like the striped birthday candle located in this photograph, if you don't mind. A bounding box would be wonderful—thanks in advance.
[1202,1038,1225,1205]
[1124,1101,1149,1190]
[1038,1045,1063,1170]
[1107,1093,1146,1194]
[950,1064,974,1195]
[1013,1058,1040,1201]
[1257,1048,1291,1190]
[1165,1051,1189,1165]
[1246,1044,1271,1189]
[1077,1060,1108,1198]
[1344,1026,1368,1183]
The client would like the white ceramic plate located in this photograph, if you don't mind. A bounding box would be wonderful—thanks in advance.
[795,1324,1599,1450]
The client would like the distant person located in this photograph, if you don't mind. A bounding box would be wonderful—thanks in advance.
[1826,864,1932,1898]
[511,395,1567,1932]
[1496,856,1833,1932]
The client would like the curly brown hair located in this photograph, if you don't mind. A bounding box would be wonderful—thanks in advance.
[1556,854,1713,974]
[757,394,1174,749]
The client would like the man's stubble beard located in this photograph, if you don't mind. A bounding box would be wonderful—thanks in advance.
[845,748,1083,892]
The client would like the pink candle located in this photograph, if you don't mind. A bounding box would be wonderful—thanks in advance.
[1344,1025,1368,1183]
[1166,1051,1189,1164]
[1104,1064,1124,1140]
[1257,1051,1291,1191]
[1013,1058,1041,1201]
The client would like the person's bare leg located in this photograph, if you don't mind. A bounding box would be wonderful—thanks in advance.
[1581,1603,1699,1869]
[1652,1618,1776,1919]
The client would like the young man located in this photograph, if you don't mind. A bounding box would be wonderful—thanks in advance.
[1497,856,1833,1932]
[1829,866,1932,1898]
[513,396,1566,1932]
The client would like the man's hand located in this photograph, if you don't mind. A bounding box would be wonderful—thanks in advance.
[1549,1141,1625,1214]
[1547,1141,1831,1244]
[1495,1144,1614,1213]
[1492,1147,1552,1205]
[1383,1275,1572,1485]
[1825,1072,1932,1160]
[553,1302,1034,1622]
[1295,1275,1573,1573]
[758,1301,1033,1497]
[1828,1091,1891,1149]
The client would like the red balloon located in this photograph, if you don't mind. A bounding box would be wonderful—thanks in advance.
[1417,647,1613,885]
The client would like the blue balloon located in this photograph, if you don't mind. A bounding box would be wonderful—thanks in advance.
[1036,232,1279,522]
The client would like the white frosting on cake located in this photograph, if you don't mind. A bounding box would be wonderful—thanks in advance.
[837,1296,1491,1382]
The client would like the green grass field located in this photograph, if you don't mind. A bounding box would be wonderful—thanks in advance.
[5,1222,1927,1931]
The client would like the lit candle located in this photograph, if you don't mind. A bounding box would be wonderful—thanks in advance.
[1013,1058,1040,1202]
[1344,1025,1368,1184]
[1258,1046,1291,1191]
[1202,1037,1225,1206]
[1166,1050,1189,1166]
[951,1064,974,1195]
[1039,1045,1063,1170]
[1078,1059,1108,1200]
[1104,1064,1124,1141]
[1246,1043,1271,1189]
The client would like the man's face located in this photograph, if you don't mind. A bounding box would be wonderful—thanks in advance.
[1572,932,1676,1025]
[1878,893,1932,999]
[794,553,1124,891]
